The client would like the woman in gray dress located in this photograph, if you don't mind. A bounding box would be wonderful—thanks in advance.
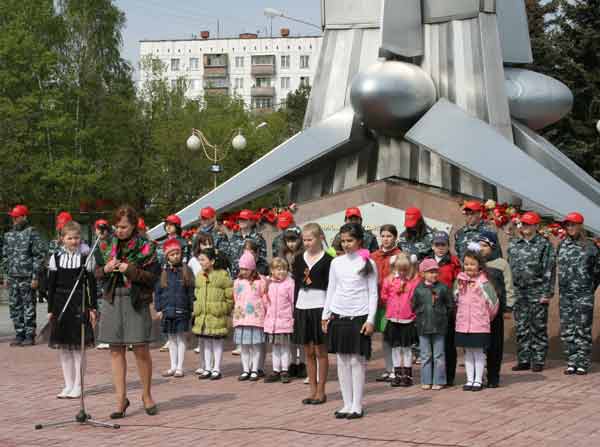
[96,205,159,418]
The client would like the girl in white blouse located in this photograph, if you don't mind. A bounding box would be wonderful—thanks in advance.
[322,223,378,419]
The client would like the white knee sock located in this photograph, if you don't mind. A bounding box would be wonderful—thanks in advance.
[176,334,186,371]
[401,347,412,368]
[241,345,251,373]
[203,338,214,371]
[350,354,366,414]
[59,349,74,392]
[464,349,475,385]
[336,354,353,413]
[168,334,178,371]
[280,345,290,372]
[213,338,224,372]
[258,343,266,370]
[272,344,282,372]
[383,340,393,373]
[391,347,402,368]
[474,349,486,385]
[251,344,262,371]
[71,351,83,393]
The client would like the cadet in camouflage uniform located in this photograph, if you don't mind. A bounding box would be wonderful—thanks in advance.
[156,214,191,266]
[556,212,600,375]
[507,212,555,372]
[454,200,496,261]
[398,207,436,261]
[191,207,229,260]
[1,205,45,346]
[331,207,379,253]
[271,210,300,257]
[228,209,268,277]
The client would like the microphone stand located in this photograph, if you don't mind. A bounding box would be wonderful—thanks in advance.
[35,234,120,430]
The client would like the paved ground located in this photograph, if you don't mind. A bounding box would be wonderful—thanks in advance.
[2,331,600,447]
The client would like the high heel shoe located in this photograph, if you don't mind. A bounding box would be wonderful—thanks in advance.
[144,404,158,416]
[110,398,130,419]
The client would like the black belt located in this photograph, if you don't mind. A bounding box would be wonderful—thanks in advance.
[331,313,365,321]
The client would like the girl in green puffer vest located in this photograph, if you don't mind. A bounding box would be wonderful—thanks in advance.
[192,248,233,380]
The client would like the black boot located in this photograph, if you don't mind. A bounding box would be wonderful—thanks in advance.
[404,367,414,387]
[390,367,404,387]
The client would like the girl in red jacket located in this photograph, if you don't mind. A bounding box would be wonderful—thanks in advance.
[380,253,421,387]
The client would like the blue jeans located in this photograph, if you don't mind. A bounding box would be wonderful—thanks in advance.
[419,335,446,385]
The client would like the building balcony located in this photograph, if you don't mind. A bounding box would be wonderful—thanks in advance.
[251,86,275,97]
[203,66,228,78]
[251,64,275,76]
[204,86,229,95]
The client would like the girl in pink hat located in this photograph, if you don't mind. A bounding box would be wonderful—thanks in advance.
[233,251,267,381]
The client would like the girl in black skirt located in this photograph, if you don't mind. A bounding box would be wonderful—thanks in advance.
[47,221,97,399]
[322,223,378,419]
[293,223,333,404]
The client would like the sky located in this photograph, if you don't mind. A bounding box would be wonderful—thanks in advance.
[113,0,322,78]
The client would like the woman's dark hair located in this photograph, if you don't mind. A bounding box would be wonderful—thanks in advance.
[339,223,374,276]
[279,229,304,271]
[199,247,229,271]
[113,205,138,229]
[242,239,259,253]
[404,218,427,242]
[193,232,215,256]
[379,224,398,238]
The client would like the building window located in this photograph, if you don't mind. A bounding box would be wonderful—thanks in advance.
[280,77,290,89]
[204,78,229,88]
[300,55,310,69]
[280,55,290,69]
[205,54,227,66]
[255,77,272,87]
[251,55,275,65]
[235,56,244,68]
[189,58,199,70]
[171,58,180,71]
[253,97,273,109]
[234,78,244,89]
[300,76,310,87]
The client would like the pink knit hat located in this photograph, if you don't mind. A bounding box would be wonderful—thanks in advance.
[238,250,256,271]
[419,258,439,273]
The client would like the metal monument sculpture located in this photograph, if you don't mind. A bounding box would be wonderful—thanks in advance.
[149,0,600,239]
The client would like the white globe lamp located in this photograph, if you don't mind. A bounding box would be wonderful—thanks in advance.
[186,134,202,151]
[232,133,247,150]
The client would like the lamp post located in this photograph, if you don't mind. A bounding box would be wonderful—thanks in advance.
[264,7,321,30]
[186,128,247,189]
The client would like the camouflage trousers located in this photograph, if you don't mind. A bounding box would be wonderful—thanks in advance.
[559,291,594,370]
[8,277,37,340]
[513,287,549,365]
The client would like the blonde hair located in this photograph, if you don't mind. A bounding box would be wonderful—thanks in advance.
[270,257,289,272]
[302,222,325,242]
[390,252,417,279]
[60,221,81,237]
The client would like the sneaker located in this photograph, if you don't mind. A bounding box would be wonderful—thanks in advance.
[21,337,35,346]
[194,346,201,354]
[564,366,576,375]
[376,372,391,382]
[159,341,170,352]
[432,385,444,391]
[232,348,241,356]
[9,338,23,347]
[66,387,82,399]
[195,368,206,376]
[57,388,71,399]
[238,372,250,381]
[174,370,184,378]
[531,364,544,373]
[249,371,259,381]
[421,384,431,390]
[280,372,290,384]
[303,377,310,385]
[264,372,281,383]
[162,369,175,377]
[210,371,222,380]
[576,367,588,375]
[96,343,110,350]
[512,363,531,371]
[198,371,211,380]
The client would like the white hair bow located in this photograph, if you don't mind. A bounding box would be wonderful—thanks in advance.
[467,241,481,253]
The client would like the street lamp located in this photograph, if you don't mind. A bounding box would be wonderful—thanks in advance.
[186,128,247,189]
[264,7,321,30]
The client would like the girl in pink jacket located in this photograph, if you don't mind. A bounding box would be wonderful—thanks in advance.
[380,253,421,387]
[233,251,267,381]
[454,247,499,392]
[263,258,295,384]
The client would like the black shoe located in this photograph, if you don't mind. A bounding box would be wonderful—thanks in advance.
[487,382,499,389]
[238,372,250,381]
[209,371,222,380]
[280,372,290,384]
[531,364,544,373]
[296,363,307,378]
[302,397,314,405]
[334,411,348,419]
[256,369,265,378]
[576,367,588,375]
[264,372,281,383]
[376,372,391,382]
[471,382,483,392]
[21,337,35,346]
[144,404,158,416]
[564,366,576,375]
[110,399,130,419]
[462,384,473,391]
[249,371,260,381]
[288,363,298,377]
[346,411,364,419]
[310,396,327,405]
[511,363,530,371]
[9,338,23,347]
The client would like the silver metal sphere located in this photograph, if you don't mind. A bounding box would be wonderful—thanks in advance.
[505,68,573,130]
[186,134,202,151]
[350,61,437,136]
[232,133,247,150]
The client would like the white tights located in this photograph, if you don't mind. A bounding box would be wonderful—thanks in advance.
[391,346,412,368]
[271,344,291,372]
[203,338,224,372]
[168,334,186,372]
[464,348,486,385]
[337,354,366,414]
[59,349,83,393]
[241,344,263,373]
